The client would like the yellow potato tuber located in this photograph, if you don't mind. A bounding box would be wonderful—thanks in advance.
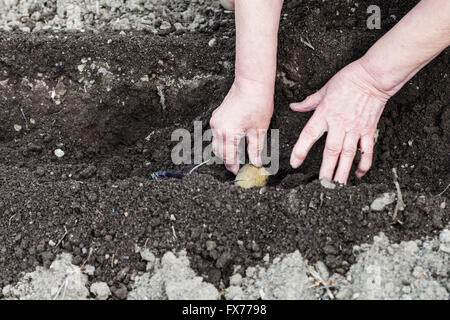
[235,164,270,189]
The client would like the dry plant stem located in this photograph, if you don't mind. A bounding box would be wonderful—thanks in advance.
[188,159,211,174]
[392,168,405,221]
[300,36,315,50]
[81,248,94,269]
[56,226,68,247]
[53,275,69,300]
[435,183,450,197]
[308,267,334,299]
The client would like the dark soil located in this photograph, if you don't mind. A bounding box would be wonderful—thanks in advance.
[0,0,448,299]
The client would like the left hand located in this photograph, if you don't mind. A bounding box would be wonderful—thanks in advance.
[289,59,392,184]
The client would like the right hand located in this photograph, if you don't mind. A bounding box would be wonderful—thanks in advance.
[289,60,391,184]
[210,79,274,174]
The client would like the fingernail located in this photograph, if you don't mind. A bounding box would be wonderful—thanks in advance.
[334,177,347,185]
[227,164,239,175]
[252,156,262,167]
[290,154,302,169]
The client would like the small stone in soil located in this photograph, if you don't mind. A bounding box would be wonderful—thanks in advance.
[54,149,65,158]
[90,282,111,300]
[320,178,336,190]
[35,166,45,176]
[112,284,128,300]
[206,240,216,251]
[79,165,97,179]
[370,192,396,211]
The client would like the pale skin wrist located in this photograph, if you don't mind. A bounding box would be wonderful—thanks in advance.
[233,71,276,103]
[233,0,282,97]
[357,55,394,96]
[359,0,450,97]
[358,52,430,98]
[234,53,277,91]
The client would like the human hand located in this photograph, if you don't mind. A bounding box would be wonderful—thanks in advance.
[289,60,392,184]
[210,79,274,174]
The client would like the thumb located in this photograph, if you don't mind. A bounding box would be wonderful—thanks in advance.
[290,91,323,112]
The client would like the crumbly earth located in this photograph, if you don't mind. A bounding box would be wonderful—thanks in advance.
[2,252,90,300]
[0,0,449,299]
[0,0,229,34]
[334,231,450,300]
[3,229,449,300]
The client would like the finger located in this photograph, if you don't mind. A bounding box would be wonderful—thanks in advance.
[290,91,324,112]
[211,128,223,160]
[290,113,326,168]
[246,129,266,167]
[333,132,359,184]
[356,134,375,178]
[211,124,245,174]
[319,125,345,181]
[223,132,245,175]
[212,129,237,171]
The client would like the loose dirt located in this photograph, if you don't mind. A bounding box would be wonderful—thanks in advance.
[0,0,448,299]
